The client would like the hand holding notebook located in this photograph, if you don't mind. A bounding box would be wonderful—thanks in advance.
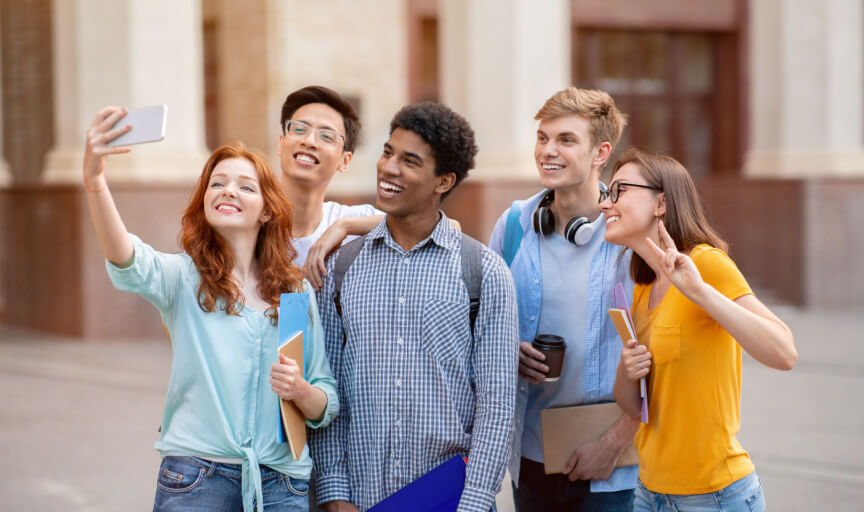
[609,283,649,423]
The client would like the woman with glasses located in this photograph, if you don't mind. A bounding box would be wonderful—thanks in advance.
[83,106,338,512]
[601,148,796,512]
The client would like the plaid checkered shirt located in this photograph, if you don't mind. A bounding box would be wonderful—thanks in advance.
[309,214,519,512]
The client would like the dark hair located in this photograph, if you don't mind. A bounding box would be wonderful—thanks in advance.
[611,148,728,284]
[279,85,361,152]
[389,102,478,200]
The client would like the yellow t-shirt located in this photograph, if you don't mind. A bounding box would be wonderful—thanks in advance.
[632,245,755,494]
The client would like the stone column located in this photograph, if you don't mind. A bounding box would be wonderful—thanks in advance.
[0,22,11,187]
[439,0,571,180]
[42,0,209,184]
[746,0,864,177]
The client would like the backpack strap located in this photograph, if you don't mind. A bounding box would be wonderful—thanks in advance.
[501,200,523,267]
[333,234,367,346]
[460,233,483,336]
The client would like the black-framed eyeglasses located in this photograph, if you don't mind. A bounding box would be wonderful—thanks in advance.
[599,181,663,204]
[283,120,344,149]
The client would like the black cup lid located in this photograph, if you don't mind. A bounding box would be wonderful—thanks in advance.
[533,334,565,350]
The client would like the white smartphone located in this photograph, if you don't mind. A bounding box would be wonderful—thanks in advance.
[106,104,167,146]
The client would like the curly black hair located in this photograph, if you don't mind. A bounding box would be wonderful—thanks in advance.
[280,85,361,152]
[389,102,478,200]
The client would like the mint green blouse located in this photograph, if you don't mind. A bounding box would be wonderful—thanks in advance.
[106,234,338,511]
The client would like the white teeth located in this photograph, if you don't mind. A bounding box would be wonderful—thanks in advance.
[542,164,564,170]
[217,204,240,212]
[607,216,620,223]
[379,181,404,193]
[295,154,318,164]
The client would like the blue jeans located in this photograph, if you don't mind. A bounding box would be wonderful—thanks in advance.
[633,472,766,512]
[153,456,309,512]
[512,457,634,512]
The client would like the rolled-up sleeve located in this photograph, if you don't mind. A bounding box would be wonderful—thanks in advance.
[458,249,519,512]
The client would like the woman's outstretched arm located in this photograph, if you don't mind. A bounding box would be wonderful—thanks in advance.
[83,106,134,266]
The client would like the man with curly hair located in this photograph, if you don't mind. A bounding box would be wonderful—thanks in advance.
[310,103,519,512]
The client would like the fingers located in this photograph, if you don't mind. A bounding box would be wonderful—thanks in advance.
[562,449,580,474]
[645,236,667,260]
[519,341,546,361]
[518,345,548,373]
[303,259,323,290]
[98,107,128,132]
[518,365,545,384]
[658,220,676,251]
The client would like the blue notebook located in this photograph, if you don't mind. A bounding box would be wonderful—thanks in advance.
[276,292,309,445]
[368,455,468,512]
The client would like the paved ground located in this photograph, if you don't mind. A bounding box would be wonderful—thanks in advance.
[1,304,862,511]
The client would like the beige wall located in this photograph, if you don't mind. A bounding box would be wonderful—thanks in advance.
[268,0,409,196]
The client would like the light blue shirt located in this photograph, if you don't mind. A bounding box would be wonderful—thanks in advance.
[310,214,519,512]
[106,234,339,511]
[521,215,605,462]
[489,190,637,493]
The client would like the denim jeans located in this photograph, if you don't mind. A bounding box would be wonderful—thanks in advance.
[153,456,309,512]
[512,457,634,512]
[633,472,766,512]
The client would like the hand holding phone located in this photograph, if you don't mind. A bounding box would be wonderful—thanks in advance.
[106,105,167,147]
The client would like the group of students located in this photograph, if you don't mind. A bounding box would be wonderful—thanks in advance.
[83,85,797,512]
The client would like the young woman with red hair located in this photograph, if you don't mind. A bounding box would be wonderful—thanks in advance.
[83,106,338,512]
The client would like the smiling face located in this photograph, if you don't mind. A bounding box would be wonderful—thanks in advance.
[277,102,351,188]
[375,128,454,218]
[203,157,269,236]
[534,114,609,191]
[600,162,665,247]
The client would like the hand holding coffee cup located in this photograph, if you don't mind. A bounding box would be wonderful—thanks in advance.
[518,342,549,384]
[531,334,566,382]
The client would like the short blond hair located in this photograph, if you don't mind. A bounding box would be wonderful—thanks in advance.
[535,88,627,148]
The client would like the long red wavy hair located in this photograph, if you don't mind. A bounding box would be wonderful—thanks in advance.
[180,140,302,323]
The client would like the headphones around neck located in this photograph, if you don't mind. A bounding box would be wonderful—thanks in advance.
[531,182,608,246]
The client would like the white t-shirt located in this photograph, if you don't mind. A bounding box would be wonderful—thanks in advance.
[292,201,381,267]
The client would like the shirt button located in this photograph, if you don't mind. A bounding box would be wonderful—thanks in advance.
[402,258,409,265]
[398,297,406,305]
[397,337,404,346]
[530,315,536,321]
[394,378,402,387]
[256,338,261,343]
[534,279,539,284]
[395,419,402,427]
[520,385,526,391]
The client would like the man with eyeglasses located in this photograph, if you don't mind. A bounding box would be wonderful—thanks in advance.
[276,86,383,272]
[488,88,639,512]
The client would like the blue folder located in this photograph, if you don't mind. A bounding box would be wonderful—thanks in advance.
[276,292,309,444]
[368,455,468,512]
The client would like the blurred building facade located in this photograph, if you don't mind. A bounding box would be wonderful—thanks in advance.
[1,0,862,338]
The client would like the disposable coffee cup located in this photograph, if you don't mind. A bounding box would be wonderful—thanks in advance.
[532,334,566,382]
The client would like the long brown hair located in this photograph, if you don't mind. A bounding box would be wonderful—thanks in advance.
[180,140,302,322]
[611,148,727,284]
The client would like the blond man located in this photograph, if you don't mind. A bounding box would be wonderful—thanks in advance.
[488,88,638,511]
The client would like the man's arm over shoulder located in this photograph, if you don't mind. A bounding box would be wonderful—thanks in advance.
[458,249,519,512]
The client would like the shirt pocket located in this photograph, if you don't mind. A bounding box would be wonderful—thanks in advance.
[650,324,681,365]
[420,299,471,362]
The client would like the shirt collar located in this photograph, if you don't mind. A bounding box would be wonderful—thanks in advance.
[368,210,459,253]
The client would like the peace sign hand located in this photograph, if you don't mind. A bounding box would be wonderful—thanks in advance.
[645,220,704,298]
